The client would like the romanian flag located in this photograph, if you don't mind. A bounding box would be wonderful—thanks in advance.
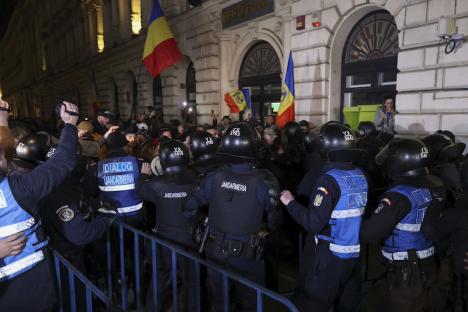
[143,0,182,77]
[224,90,247,113]
[276,52,295,128]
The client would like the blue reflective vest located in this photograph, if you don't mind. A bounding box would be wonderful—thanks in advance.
[97,156,142,216]
[317,169,368,259]
[0,178,47,281]
[382,185,434,261]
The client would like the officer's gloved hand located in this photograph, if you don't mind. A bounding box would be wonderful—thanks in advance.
[96,200,118,221]
[85,198,117,221]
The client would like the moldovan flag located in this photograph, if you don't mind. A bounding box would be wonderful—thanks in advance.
[276,52,295,128]
[143,0,182,77]
[224,90,247,113]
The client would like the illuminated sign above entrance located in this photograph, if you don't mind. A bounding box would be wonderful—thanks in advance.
[222,0,275,29]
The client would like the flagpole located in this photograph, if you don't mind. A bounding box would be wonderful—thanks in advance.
[129,60,144,123]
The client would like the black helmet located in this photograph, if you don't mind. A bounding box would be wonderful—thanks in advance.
[284,122,302,140]
[15,132,52,163]
[357,121,376,137]
[320,122,359,161]
[303,131,320,153]
[376,138,429,178]
[190,131,218,162]
[158,139,189,173]
[218,122,258,162]
[421,133,465,164]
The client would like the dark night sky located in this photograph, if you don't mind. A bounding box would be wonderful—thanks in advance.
[0,0,17,41]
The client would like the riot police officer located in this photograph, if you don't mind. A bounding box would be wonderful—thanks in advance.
[84,131,144,228]
[421,133,466,206]
[361,138,445,312]
[40,145,116,270]
[0,100,79,312]
[189,130,220,177]
[40,145,116,311]
[280,122,368,312]
[137,139,198,311]
[9,132,53,174]
[184,122,283,311]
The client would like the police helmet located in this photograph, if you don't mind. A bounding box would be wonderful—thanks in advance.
[375,138,430,178]
[284,122,302,140]
[15,132,52,163]
[218,122,259,162]
[319,122,360,161]
[190,131,218,162]
[421,133,465,164]
[303,131,320,153]
[158,139,190,173]
[357,121,376,137]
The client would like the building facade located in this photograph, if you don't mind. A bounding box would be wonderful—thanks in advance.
[1,0,468,142]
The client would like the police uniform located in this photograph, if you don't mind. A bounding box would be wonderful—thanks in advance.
[85,151,144,228]
[138,172,198,311]
[185,163,282,311]
[284,122,368,312]
[39,179,113,270]
[287,163,368,311]
[184,122,282,311]
[361,138,445,312]
[0,124,77,312]
[137,139,198,311]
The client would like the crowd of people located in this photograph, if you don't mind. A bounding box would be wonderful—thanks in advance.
[0,97,467,312]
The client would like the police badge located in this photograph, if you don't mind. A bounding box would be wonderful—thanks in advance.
[56,205,75,222]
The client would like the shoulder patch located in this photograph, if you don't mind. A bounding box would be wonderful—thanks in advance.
[56,205,75,222]
[313,194,324,207]
[317,187,329,195]
[374,198,392,214]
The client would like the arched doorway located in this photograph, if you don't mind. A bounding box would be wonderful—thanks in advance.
[153,75,163,119]
[184,62,197,123]
[239,41,282,124]
[341,11,399,114]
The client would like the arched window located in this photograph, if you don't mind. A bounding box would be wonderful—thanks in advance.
[239,41,281,124]
[341,11,399,110]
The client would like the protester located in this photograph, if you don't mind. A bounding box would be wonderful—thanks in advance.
[374,96,397,134]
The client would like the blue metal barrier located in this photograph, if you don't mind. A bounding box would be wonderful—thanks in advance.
[107,220,299,312]
[53,249,113,312]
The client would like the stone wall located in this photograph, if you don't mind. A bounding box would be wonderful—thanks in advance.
[291,0,468,142]
[1,0,468,142]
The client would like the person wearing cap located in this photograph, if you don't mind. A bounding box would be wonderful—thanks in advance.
[92,109,113,136]
[77,120,100,142]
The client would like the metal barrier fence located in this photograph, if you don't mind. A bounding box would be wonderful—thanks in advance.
[105,220,299,312]
[53,249,113,312]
